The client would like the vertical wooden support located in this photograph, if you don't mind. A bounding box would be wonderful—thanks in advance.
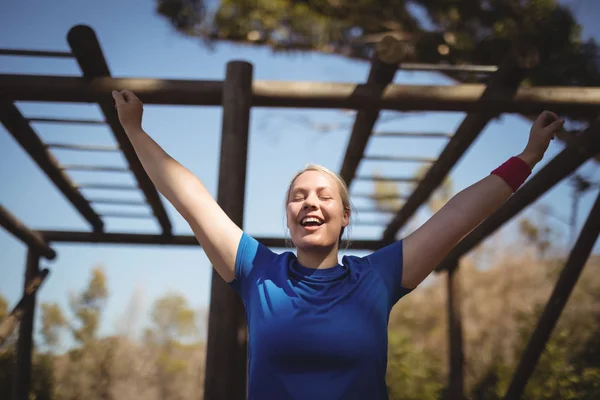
[204,61,253,400]
[12,248,41,400]
[447,260,465,400]
[503,190,600,400]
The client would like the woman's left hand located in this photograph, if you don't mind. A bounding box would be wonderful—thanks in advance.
[518,111,565,168]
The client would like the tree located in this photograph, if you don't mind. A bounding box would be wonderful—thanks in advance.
[144,293,199,400]
[0,294,7,322]
[156,0,600,121]
[40,303,67,350]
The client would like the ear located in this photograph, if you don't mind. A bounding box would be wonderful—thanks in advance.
[342,209,350,227]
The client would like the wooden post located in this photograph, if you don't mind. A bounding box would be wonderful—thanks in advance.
[447,261,465,400]
[503,190,600,400]
[12,248,41,400]
[204,61,253,400]
[0,269,49,346]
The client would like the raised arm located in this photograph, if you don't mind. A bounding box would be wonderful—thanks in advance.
[401,111,565,289]
[112,90,241,282]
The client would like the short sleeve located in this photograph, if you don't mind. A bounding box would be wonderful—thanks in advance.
[228,233,275,299]
[362,240,412,306]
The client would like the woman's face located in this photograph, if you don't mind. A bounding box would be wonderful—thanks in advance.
[286,170,349,251]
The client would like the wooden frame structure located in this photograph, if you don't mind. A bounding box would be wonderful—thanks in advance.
[1,25,599,400]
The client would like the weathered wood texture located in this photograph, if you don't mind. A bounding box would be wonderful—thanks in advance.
[0,206,56,259]
[12,249,41,400]
[382,58,527,243]
[204,61,253,400]
[2,74,600,113]
[0,102,102,232]
[67,25,172,234]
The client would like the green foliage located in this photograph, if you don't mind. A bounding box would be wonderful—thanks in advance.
[40,303,67,349]
[156,0,600,120]
[69,267,108,344]
[386,330,444,400]
[147,292,197,344]
[0,294,7,322]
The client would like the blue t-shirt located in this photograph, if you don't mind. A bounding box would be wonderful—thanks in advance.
[229,233,412,400]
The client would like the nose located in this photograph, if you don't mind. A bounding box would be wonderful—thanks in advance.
[302,193,319,209]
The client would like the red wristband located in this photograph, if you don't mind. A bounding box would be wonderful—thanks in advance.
[491,156,532,192]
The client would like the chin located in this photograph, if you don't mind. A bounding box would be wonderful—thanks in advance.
[292,233,336,251]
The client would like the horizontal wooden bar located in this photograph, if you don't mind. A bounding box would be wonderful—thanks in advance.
[373,132,453,138]
[27,117,105,125]
[67,25,172,236]
[61,164,129,173]
[354,220,391,226]
[398,63,498,73]
[355,207,400,214]
[1,102,103,231]
[0,206,56,259]
[76,183,138,190]
[437,116,600,272]
[383,58,527,243]
[0,268,50,346]
[100,212,153,219]
[0,49,73,58]
[356,176,420,183]
[38,230,383,250]
[89,198,146,206]
[363,155,436,163]
[47,143,119,152]
[352,192,408,200]
[3,74,600,113]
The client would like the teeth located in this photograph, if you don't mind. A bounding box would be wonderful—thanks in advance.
[302,217,322,225]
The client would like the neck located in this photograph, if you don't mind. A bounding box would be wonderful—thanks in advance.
[297,244,339,269]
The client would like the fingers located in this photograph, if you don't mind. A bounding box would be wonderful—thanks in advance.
[545,119,565,136]
[121,89,139,103]
[112,90,125,107]
[112,89,140,107]
[536,110,559,128]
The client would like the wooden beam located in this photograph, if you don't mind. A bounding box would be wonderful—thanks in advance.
[3,74,599,113]
[339,58,398,187]
[356,175,420,183]
[39,230,382,250]
[447,261,465,400]
[0,49,72,58]
[0,206,57,260]
[363,155,436,163]
[437,117,600,272]
[373,132,453,139]
[46,143,120,152]
[351,192,408,201]
[204,61,252,400]
[27,117,105,125]
[0,268,49,346]
[12,249,41,400]
[67,25,172,235]
[382,57,528,243]
[503,189,600,400]
[0,102,103,232]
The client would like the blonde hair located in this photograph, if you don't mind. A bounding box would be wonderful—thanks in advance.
[285,164,352,246]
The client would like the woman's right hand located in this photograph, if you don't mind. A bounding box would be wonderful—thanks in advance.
[112,90,143,133]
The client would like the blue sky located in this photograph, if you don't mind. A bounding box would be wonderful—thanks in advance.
[1,0,599,347]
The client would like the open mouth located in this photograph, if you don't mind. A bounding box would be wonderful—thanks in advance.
[300,216,324,228]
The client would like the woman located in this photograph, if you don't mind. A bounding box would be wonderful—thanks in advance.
[112,89,563,399]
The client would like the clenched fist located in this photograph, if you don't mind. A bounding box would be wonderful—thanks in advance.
[112,90,143,133]
[519,111,565,168]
